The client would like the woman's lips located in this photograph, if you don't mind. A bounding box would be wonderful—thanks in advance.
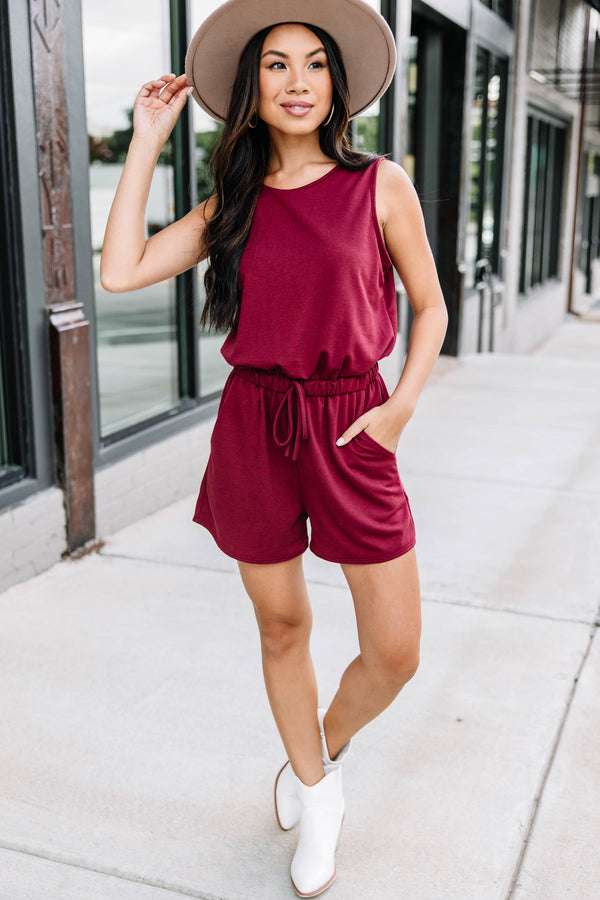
[281,103,314,117]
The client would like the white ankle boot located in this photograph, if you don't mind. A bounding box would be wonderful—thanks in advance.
[318,707,351,774]
[290,767,345,897]
[274,760,301,831]
[274,708,351,831]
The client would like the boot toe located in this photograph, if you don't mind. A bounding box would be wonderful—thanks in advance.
[291,865,337,898]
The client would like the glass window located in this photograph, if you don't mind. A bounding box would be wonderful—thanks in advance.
[0,285,26,491]
[480,0,512,24]
[403,35,419,182]
[578,153,600,293]
[191,0,230,398]
[0,61,27,487]
[353,0,391,155]
[520,112,566,293]
[83,0,180,439]
[465,47,507,289]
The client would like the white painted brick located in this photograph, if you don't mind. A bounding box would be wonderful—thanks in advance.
[0,489,65,595]
[95,415,215,538]
[13,561,36,582]
[32,542,64,575]
[0,510,15,541]
[0,552,15,579]
[10,525,38,552]
[0,567,24,593]
[11,541,43,570]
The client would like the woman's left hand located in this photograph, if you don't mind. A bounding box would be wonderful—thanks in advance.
[336,397,415,454]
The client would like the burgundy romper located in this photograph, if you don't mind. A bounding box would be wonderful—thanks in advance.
[193,158,416,565]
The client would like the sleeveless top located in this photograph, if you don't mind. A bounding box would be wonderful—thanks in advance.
[220,157,397,381]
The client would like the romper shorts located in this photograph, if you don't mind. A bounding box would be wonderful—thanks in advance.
[193,365,416,565]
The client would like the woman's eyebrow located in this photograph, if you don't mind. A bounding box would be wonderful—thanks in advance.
[261,47,327,60]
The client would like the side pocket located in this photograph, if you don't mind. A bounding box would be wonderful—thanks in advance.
[355,429,398,461]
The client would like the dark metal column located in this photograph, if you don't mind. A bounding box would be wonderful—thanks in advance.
[30,0,95,551]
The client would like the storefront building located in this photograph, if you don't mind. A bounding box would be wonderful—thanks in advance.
[1,0,598,591]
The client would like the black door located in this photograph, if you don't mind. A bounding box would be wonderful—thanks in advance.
[407,6,466,356]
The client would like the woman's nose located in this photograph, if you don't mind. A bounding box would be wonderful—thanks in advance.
[285,68,309,93]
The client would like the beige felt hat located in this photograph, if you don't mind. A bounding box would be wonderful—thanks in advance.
[185,0,396,123]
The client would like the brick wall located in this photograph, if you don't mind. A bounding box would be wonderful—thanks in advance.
[0,417,216,595]
[0,489,65,593]
[94,417,214,538]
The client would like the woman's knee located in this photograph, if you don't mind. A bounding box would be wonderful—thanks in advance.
[254,606,312,660]
[366,641,420,693]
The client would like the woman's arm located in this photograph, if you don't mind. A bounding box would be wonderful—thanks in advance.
[100,73,214,293]
[337,159,448,451]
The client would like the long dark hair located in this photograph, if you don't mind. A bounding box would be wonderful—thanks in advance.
[200,22,377,333]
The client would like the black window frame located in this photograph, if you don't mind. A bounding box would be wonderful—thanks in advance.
[519,109,566,295]
[469,45,509,279]
[479,0,513,25]
[0,0,30,489]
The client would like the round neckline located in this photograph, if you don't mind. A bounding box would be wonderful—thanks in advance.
[262,164,340,193]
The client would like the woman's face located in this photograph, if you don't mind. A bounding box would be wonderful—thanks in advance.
[258,24,334,134]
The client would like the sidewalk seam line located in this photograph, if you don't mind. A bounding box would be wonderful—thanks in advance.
[505,619,599,898]
[98,550,596,627]
[422,594,594,626]
[0,841,227,900]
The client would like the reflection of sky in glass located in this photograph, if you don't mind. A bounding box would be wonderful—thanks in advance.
[82,0,171,135]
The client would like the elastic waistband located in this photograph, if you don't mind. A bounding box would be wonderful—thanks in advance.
[233,364,379,397]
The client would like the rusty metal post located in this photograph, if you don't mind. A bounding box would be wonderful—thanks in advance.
[30,0,95,551]
[48,305,95,550]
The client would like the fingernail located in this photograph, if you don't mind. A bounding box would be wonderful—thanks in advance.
[336,437,345,447]
[187,86,194,95]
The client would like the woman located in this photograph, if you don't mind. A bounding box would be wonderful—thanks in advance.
[101,1,448,895]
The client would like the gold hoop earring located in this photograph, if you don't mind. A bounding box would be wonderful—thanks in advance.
[322,104,335,127]
[248,113,258,129]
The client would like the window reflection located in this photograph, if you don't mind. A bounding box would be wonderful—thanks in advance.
[189,3,230,398]
[520,114,565,293]
[480,0,512,24]
[354,0,385,154]
[403,35,418,181]
[465,47,507,289]
[83,0,179,438]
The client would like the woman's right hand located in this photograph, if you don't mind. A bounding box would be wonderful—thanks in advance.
[132,73,193,146]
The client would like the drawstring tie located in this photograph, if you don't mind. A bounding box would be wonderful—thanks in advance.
[272,380,309,462]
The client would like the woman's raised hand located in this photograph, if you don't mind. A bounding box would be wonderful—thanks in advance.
[132,73,193,146]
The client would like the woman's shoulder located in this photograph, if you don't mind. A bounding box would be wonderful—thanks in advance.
[339,156,411,189]
[374,159,419,216]
[374,158,415,191]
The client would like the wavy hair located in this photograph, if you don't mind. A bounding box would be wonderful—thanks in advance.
[200,22,377,333]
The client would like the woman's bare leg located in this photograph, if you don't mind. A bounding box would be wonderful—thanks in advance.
[238,555,324,786]
[322,548,421,760]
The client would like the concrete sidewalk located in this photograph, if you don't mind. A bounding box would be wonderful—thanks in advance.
[1,316,599,900]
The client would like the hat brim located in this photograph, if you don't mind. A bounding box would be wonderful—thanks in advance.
[185,0,396,123]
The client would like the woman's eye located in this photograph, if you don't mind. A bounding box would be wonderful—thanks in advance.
[309,61,325,69]
[269,62,286,70]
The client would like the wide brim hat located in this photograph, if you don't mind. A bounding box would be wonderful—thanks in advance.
[185,0,396,123]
